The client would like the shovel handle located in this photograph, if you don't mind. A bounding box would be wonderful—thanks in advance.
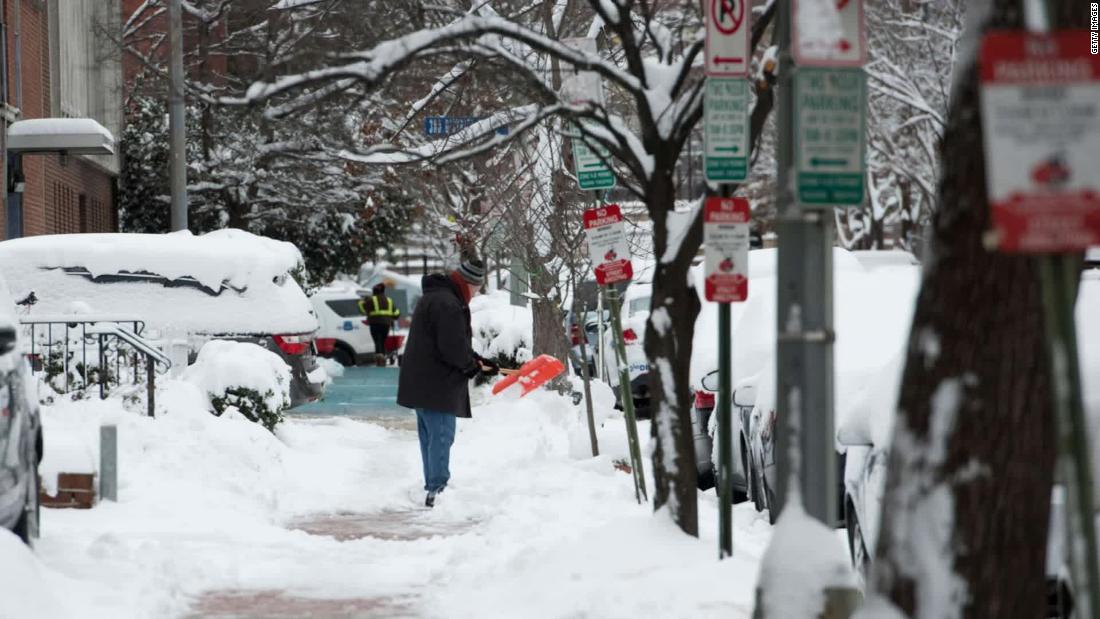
[497,368,520,376]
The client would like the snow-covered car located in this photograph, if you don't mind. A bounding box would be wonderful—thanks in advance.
[0,278,40,546]
[735,250,921,524]
[0,231,325,407]
[600,281,652,417]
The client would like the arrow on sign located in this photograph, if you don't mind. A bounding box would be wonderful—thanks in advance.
[715,146,741,153]
[811,157,848,167]
[713,56,744,65]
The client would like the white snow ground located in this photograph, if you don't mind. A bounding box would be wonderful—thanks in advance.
[4,377,772,619]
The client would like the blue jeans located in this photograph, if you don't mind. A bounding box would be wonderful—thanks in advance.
[416,409,456,493]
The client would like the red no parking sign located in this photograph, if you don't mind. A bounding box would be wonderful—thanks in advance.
[980,31,1100,252]
[583,204,634,285]
[703,197,750,303]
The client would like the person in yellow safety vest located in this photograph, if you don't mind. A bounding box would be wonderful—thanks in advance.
[360,283,401,366]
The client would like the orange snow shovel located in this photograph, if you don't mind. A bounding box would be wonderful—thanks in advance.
[490,354,566,397]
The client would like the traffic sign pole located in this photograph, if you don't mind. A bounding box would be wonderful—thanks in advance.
[775,0,839,527]
[705,0,752,563]
[606,284,647,504]
[718,299,733,558]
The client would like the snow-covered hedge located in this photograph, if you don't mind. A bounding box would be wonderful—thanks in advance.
[470,291,532,368]
[182,340,291,431]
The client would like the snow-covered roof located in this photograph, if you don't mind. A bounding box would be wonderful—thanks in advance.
[0,230,317,336]
[7,118,115,155]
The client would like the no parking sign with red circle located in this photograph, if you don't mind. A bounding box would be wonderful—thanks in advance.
[706,0,750,77]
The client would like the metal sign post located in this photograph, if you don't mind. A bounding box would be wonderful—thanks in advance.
[605,284,648,503]
[704,197,751,558]
[775,0,849,528]
[704,0,751,559]
[584,203,645,502]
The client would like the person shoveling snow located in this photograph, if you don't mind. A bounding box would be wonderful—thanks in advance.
[397,256,501,508]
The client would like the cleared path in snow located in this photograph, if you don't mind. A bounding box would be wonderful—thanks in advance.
[31,370,771,619]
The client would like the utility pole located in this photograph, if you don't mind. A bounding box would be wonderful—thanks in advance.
[774,0,837,524]
[168,0,188,232]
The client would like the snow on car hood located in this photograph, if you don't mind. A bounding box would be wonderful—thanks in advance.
[0,230,317,336]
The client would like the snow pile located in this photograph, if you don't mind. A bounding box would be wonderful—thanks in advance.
[0,230,317,336]
[758,499,857,618]
[181,340,292,421]
[470,290,533,363]
[0,530,75,618]
[315,355,345,379]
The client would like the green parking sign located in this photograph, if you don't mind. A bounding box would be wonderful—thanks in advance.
[571,123,616,191]
[704,78,750,183]
[794,68,866,206]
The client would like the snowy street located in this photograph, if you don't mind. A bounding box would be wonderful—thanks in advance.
[9,368,773,618]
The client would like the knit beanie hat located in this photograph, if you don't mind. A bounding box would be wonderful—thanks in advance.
[456,256,486,286]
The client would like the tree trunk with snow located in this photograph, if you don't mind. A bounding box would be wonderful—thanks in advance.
[645,171,700,536]
[868,1,1087,615]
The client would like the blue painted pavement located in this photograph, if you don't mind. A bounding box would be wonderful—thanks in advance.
[291,366,411,419]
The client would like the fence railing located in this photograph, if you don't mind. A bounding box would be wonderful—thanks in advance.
[19,315,172,417]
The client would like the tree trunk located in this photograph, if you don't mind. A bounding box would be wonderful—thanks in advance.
[644,171,700,537]
[869,1,1088,615]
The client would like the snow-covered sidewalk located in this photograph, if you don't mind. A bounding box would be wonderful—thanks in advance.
[5,379,773,619]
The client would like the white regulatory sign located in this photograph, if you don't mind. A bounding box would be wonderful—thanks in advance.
[705,0,751,77]
[792,0,866,67]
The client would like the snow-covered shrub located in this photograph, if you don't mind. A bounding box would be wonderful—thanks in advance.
[470,291,533,371]
[182,340,291,432]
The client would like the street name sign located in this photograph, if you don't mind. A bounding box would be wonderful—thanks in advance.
[706,0,751,77]
[583,204,633,285]
[703,197,751,303]
[572,124,616,191]
[792,0,866,67]
[705,78,751,183]
[979,30,1100,253]
[794,68,866,206]
[423,116,508,136]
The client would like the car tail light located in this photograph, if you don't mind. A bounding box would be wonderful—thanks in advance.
[694,390,715,409]
[571,324,581,346]
[273,334,309,355]
[622,328,638,343]
[314,338,336,355]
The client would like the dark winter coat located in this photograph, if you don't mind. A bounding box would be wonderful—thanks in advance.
[396,274,480,417]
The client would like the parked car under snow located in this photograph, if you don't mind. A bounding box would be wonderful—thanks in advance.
[0,230,325,407]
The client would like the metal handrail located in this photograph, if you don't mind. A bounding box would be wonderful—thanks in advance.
[84,324,171,370]
[18,317,169,417]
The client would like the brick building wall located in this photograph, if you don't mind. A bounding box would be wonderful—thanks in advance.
[1,0,118,240]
